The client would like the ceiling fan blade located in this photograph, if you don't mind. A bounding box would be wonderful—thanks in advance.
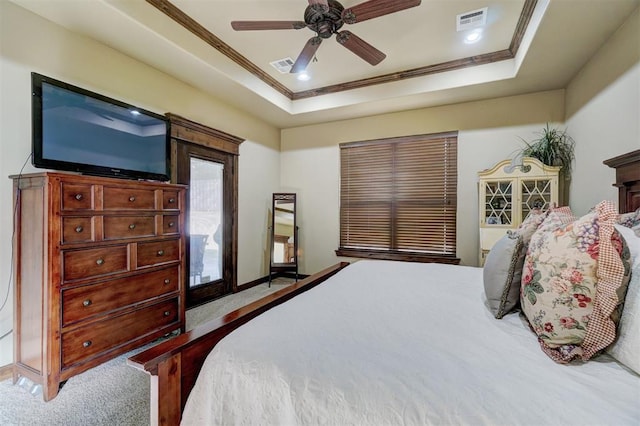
[290,37,323,73]
[342,0,421,24]
[231,21,307,31]
[336,31,386,65]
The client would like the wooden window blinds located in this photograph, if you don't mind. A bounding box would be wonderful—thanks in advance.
[338,132,458,262]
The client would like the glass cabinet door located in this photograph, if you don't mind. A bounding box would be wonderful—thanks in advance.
[483,180,513,226]
[520,179,553,222]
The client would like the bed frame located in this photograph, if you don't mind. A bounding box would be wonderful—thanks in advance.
[604,149,640,213]
[129,150,640,426]
[128,262,349,425]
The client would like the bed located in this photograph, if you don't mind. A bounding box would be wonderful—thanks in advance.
[128,149,640,425]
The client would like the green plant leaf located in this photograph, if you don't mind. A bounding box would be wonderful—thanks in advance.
[519,123,575,179]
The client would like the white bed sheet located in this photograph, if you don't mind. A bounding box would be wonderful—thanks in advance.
[182,260,640,426]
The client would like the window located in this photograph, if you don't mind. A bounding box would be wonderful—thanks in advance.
[336,132,458,263]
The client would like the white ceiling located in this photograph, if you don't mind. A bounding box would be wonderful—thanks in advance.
[10,0,639,128]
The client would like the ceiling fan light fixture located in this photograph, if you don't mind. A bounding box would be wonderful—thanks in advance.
[297,71,311,81]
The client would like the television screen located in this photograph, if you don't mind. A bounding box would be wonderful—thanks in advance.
[32,72,170,181]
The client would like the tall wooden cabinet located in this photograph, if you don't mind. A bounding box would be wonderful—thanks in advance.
[11,172,187,401]
[478,157,561,265]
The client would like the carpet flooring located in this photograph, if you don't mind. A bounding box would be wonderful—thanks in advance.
[0,278,293,426]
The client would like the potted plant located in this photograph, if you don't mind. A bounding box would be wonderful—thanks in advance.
[520,124,575,180]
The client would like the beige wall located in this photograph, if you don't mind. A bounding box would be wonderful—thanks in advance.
[566,8,640,214]
[0,2,281,366]
[281,92,565,273]
[281,7,640,275]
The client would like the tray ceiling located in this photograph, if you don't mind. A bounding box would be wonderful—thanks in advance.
[9,0,639,127]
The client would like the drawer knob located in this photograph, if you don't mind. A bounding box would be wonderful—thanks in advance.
[168,222,175,228]
[83,340,92,348]
[75,193,83,201]
[164,311,171,317]
[157,250,165,256]
[82,299,92,307]
[75,226,83,233]
[129,196,136,202]
[164,278,171,284]
[168,198,175,203]
[96,258,105,266]
[129,223,136,230]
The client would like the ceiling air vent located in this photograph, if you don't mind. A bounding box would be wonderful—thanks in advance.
[456,7,488,31]
[270,57,295,73]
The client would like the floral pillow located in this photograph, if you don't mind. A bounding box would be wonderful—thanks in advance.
[617,208,640,228]
[618,208,640,237]
[508,208,548,241]
[529,205,575,235]
[521,200,631,363]
[482,207,574,319]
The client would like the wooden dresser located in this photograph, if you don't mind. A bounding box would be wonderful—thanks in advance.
[11,172,187,401]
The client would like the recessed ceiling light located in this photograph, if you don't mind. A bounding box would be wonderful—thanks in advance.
[464,29,483,44]
[297,72,311,81]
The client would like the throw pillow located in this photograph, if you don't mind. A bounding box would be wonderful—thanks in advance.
[483,233,525,318]
[617,208,640,228]
[521,200,631,363]
[510,208,548,242]
[607,224,640,374]
[483,207,574,319]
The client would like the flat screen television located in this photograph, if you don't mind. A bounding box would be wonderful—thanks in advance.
[31,72,170,181]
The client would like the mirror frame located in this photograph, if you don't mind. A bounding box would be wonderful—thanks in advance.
[269,193,298,284]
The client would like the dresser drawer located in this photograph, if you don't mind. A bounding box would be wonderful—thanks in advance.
[103,187,155,210]
[137,239,180,268]
[62,266,180,326]
[61,183,93,210]
[163,190,179,210]
[104,216,155,240]
[62,245,128,282]
[61,298,179,368]
[162,215,180,235]
[62,217,94,244]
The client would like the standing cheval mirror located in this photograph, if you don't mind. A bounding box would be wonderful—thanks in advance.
[269,193,298,285]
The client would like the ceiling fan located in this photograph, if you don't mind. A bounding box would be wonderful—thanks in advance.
[231,0,422,73]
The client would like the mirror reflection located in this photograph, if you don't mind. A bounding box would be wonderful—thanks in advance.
[273,199,295,264]
[270,193,298,284]
[189,157,223,287]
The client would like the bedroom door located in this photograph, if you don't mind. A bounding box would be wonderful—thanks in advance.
[176,143,235,307]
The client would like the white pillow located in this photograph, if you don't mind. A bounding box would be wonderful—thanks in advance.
[608,224,640,374]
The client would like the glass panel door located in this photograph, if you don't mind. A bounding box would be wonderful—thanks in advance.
[189,157,223,287]
[483,180,513,225]
[521,179,552,222]
[176,141,235,307]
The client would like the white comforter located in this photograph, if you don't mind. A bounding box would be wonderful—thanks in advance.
[182,260,640,425]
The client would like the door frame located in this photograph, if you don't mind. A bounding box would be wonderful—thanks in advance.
[168,114,243,308]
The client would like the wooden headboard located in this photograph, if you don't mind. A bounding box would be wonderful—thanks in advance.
[604,149,640,213]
